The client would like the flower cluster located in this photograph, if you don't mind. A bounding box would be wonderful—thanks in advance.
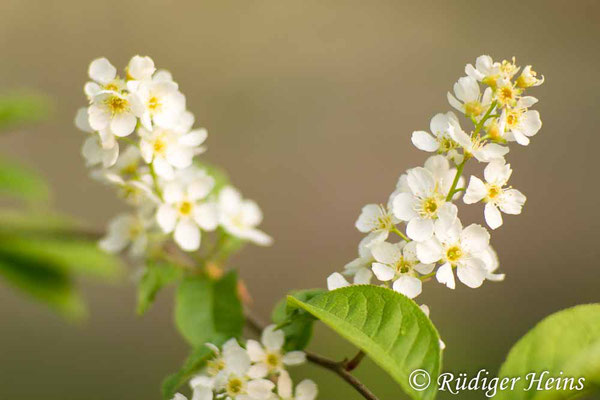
[328,55,543,302]
[174,325,317,400]
[75,56,272,255]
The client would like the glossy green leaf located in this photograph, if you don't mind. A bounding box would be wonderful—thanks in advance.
[162,345,214,399]
[495,304,600,400]
[0,157,49,201]
[175,271,243,347]
[272,289,325,351]
[137,261,182,315]
[288,285,442,400]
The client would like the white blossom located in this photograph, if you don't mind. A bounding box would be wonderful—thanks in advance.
[99,213,151,257]
[246,325,306,379]
[411,112,464,163]
[218,186,272,246]
[447,76,492,119]
[416,213,490,289]
[463,159,526,229]
[276,371,318,400]
[355,204,399,247]
[370,241,434,298]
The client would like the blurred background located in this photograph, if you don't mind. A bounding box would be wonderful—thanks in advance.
[0,0,599,399]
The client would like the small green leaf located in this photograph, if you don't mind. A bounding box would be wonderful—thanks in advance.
[162,345,214,399]
[0,234,123,279]
[272,289,325,351]
[495,304,600,400]
[0,157,49,202]
[288,285,442,400]
[0,92,50,130]
[137,261,182,315]
[175,271,244,347]
[0,256,85,319]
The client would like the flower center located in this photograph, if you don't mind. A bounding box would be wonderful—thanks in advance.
[487,185,502,200]
[178,201,193,216]
[266,352,281,368]
[395,257,413,274]
[465,101,482,117]
[227,378,244,395]
[106,95,129,114]
[153,138,166,155]
[418,195,443,218]
[445,245,463,264]
[438,135,458,152]
[148,95,161,112]
[207,358,225,376]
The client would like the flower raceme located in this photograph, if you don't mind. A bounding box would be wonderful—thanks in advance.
[176,325,317,400]
[328,55,543,314]
[75,55,271,254]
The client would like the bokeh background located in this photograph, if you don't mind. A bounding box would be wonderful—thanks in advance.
[1,0,599,399]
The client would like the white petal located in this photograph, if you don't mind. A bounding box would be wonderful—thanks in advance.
[156,204,177,232]
[262,325,285,351]
[127,55,156,80]
[75,107,93,132]
[296,379,318,400]
[191,386,213,400]
[110,112,137,137]
[392,276,422,299]
[355,204,381,232]
[282,351,306,365]
[436,263,455,289]
[89,57,116,84]
[520,110,542,137]
[174,219,201,251]
[180,129,208,146]
[246,340,266,362]
[88,104,110,131]
[457,258,487,288]
[392,192,418,221]
[194,202,219,231]
[499,189,526,214]
[277,371,293,399]
[246,379,275,399]
[163,183,185,203]
[484,159,511,185]
[353,268,373,284]
[407,167,435,197]
[463,176,486,204]
[372,263,395,282]
[247,363,269,379]
[460,224,490,252]
[484,203,503,229]
[406,217,434,241]
[411,131,439,152]
[370,241,402,264]
[413,262,435,275]
[153,157,175,180]
[327,272,350,290]
[416,238,443,264]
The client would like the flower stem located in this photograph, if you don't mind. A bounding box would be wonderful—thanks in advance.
[149,161,163,201]
[391,227,410,242]
[445,159,466,202]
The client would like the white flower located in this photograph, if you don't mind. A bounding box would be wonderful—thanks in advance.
[370,241,434,298]
[465,55,501,87]
[246,325,306,379]
[327,272,350,290]
[503,104,542,146]
[342,236,374,285]
[156,170,218,251]
[516,65,544,89]
[391,157,460,241]
[218,186,272,246]
[416,213,490,289]
[81,135,119,168]
[84,57,126,99]
[99,213,150,257]
[355,204,399,247]
[276,371,318,400]
[494,78,521,109]
[463,159,526,229]
[447,76,492,119]
[139,126,207,179]
[135,78,186,130]
[447,122,509,162]
[88,90,143,137]
[411,112,464,163]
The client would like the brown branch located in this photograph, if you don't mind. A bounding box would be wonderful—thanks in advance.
[243,311,379,400]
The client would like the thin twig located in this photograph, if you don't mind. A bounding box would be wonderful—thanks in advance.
[244,311,379,400]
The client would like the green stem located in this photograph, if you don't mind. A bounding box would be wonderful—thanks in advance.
[391,226,410,242]
[149,161,163,201]
[474,100,498,135]
[445,159,466,202]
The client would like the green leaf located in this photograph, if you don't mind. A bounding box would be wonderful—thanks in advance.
[495,304,600,400]
[0,157,49,202]
[0,92,50,130]
[0,234,123,279]
[175,271,244,347]
[272,289,325,351]
[162,345,214,399]
[0,256,85,319]
[137,261,182,315]
[288,285,442,400]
